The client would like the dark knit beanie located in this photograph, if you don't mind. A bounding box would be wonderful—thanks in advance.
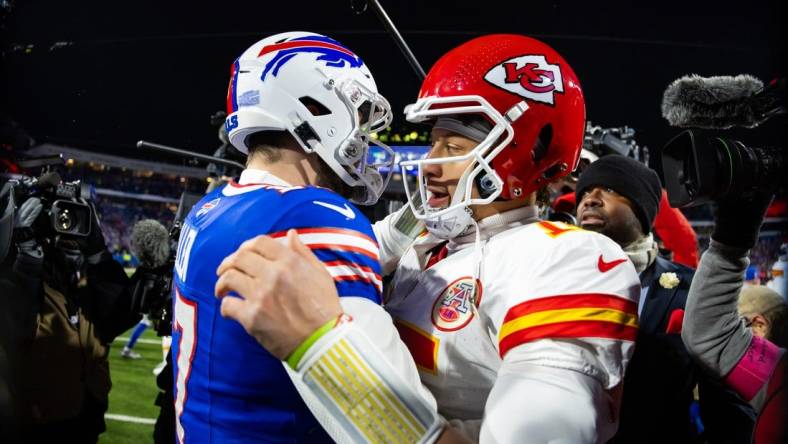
[575,155,662,234]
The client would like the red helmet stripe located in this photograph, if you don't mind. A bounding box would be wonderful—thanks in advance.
[258,40,355,58]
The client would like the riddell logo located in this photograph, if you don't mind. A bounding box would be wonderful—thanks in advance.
[484,55,564,105]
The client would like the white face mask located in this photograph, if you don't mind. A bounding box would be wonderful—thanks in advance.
[400,95,521,239]
[422,201,476,240]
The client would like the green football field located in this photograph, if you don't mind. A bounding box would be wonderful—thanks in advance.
[100,327,167,444]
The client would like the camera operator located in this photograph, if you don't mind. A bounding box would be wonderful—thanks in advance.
[14,188,141,443]
[682,193,786,444]
[661,73,787,443]
[125,218,176,444]
[0,186,45,443]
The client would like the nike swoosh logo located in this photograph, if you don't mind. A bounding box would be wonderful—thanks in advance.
[313,201,356,219]
[598,254,628,273]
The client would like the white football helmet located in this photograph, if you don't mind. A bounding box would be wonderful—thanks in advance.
[225,31,394,205]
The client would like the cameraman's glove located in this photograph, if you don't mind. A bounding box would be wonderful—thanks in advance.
[712,193,774,250]
[13,197,43,259]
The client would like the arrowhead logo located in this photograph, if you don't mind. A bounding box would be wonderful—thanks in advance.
[313,201,356,219]
[484,54,564,105]
[598,254,628,273]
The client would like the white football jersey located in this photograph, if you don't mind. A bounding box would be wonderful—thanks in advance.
[384,209,641,422]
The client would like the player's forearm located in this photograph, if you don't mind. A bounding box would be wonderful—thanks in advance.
[482,348,619,443]
[284,296,443,444]
[482,367,613,443]
[372,204,424,276]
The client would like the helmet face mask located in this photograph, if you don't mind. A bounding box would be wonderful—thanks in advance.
[400,95,514,239]
[402,34,586,238]
[329,76,395,205]
[225,32,394,205]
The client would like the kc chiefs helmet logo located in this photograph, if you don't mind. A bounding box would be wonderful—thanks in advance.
[484,54,564,105]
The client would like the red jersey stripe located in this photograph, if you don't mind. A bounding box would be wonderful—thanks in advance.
[499,320,638,358]
[503,293,637,324]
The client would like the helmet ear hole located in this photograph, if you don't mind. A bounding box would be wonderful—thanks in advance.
[475,173,497,199]
[531,124,553,163]
[298,97,332,116]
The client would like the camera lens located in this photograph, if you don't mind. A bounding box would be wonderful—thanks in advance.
[58,209,73,231]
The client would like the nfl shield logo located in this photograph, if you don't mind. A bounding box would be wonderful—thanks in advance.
[196,198,221,218]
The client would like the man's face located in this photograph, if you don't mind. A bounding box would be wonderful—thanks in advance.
[422,127,479,209]
[576,186,643,247]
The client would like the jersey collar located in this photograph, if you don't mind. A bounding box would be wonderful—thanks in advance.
[449,205,540,247]
[238,168,292,187]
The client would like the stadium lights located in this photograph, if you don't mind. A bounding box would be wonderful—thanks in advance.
[365,127,430,145]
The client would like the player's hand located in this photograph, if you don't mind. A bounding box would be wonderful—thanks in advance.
[215,229,342,359]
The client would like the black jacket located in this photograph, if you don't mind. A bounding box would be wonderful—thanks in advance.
[0,252,43,444]
[18,251,141,443]
[611,257,755,443]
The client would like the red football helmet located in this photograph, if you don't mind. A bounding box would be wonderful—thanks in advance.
[401,34,586,238]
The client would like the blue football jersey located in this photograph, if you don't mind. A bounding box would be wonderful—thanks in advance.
[171,177,382,444]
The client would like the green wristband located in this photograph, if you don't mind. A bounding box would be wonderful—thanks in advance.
[286,317,337,370]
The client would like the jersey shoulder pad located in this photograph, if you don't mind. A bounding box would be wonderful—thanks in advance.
[268,187,374,238]
[268,187,381,303]
[491,222,639,358]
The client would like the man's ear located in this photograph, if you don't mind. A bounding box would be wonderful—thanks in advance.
[750,314,770,338]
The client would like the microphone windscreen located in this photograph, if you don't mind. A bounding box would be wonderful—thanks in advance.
[661,74,763,128]
[131,219,170,268]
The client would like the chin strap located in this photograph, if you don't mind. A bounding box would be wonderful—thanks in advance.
[468,218,485,317]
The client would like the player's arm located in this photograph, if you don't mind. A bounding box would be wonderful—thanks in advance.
[216,194,461,443]
[287,299,473,444]
[215,231,470,444]
[481,350,615,443]
[480,225,640,443]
